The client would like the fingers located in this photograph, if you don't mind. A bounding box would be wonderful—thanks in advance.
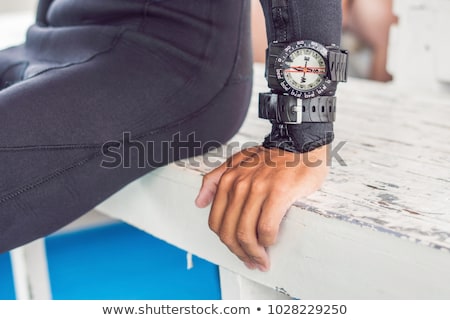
[195,147,260,208]
[216,177,259,269]
[234,182,270,270]
[209,166,275,271]
[207,150,270,270]
[218,175,271,271]
[206,148,278,271]
[199,146,329,272]
[208,170,259,269]
[208,170,235,233]
[212,177,289,271]
[256,192,292,248]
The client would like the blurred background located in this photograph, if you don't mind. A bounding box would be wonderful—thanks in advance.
[251,0,450,90]
[0,1,36,12]
[251,0,397,82]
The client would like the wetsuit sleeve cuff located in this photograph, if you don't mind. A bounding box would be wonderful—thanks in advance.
[262,122,334,153]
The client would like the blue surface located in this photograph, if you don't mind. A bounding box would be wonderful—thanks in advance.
[1,223,221,300]
[45,223,221,300]
[0,252,15,300]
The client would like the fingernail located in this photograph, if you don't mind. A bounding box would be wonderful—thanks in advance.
[244,262,257,270]
[257,264,269,272]
[195,196,206,208]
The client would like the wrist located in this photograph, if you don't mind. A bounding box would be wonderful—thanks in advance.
[262,122,334,153]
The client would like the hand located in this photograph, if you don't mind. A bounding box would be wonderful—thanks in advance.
[195,145,329,272]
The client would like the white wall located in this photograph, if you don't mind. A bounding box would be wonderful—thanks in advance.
[0,1,37,13]
[389,0,450,92]
[0,3,37,49]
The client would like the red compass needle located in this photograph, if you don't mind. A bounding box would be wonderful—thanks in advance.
[284,66,326,74]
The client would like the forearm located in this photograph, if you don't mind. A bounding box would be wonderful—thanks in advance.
[259,0,343,153]
[259,0,342,45]
[198,1,346,271]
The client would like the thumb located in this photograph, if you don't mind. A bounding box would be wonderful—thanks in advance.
[195,166,226,208]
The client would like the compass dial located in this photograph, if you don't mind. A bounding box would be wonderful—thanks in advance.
[283,48,326,91]
[275,40,331,98]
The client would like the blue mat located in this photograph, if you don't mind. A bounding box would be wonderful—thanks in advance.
[0,252,15,300]
[1,223,221,300]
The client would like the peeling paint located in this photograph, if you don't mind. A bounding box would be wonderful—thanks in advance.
[378,193,400,204]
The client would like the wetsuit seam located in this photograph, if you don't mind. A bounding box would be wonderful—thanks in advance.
[0,62,29,85]
[0,145,99,152]
[0,76,252,206]
[0,2,248,206]
[0,152,101,205]
[224,1,247,86]
[24,30,125,81]
[137,0,151,32]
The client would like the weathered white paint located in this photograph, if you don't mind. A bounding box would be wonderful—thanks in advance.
[219,267,290,300]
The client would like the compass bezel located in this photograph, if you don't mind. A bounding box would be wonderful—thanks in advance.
[274,40,333,99]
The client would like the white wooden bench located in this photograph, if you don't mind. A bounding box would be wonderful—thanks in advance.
[94,65,450,299]
[3,6,450,300]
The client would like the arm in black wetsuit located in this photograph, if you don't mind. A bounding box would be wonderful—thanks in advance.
[197,0,343,272]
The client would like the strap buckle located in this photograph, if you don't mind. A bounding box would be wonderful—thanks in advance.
[259,93,337,124]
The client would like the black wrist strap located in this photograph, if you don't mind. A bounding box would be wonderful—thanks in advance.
[259,93,336,124]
